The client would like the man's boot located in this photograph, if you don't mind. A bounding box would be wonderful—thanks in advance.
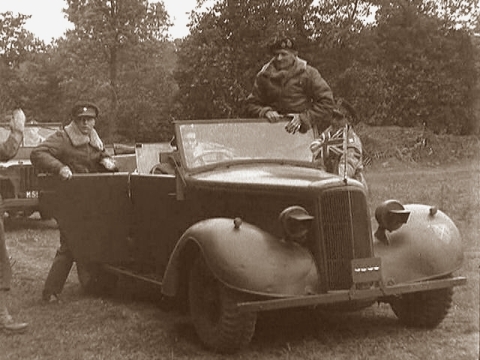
[0,310,28,333]
[0,291,27,333]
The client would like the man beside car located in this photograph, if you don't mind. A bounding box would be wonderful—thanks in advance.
[0,108,28,333]
[30,101,117,303]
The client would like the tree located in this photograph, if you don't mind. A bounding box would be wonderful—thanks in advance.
[173,0,478,134]
[347,0,478,133]
[0,12,44,68]
[0,12,45,112]
[174,0,315,120]
[60,0,174,141]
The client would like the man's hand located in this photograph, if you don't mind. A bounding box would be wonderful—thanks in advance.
[59,166,73,180]
[265,110,282,123]
[100,157,118,172]
[285,113,302,134]
[309,138,324,155]
[11,109,25,133]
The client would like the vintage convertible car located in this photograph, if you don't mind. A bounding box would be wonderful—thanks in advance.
[38,118,466,353]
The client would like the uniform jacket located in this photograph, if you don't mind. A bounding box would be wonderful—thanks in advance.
[0,128,23,289]
[0,129,22,162]
[245,57,335,132]
[30,122,111,175]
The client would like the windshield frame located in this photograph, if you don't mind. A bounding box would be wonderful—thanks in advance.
[0,122,62,147]
[174,118,316,172]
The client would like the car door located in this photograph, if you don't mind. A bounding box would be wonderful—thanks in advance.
[46,173,133,264]
[129,173,187,277]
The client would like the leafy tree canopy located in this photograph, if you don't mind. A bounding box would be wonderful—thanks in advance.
[174,0,479,134]
[0,0,478,138]
[0,12,46,112]
[56,0,175,142]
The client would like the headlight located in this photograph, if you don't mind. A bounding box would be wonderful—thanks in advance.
[374,200,410,245]
[279,206,313,244]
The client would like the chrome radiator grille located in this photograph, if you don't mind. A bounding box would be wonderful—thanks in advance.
[320,190,372,290]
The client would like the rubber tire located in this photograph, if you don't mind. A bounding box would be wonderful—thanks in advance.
[23,210,35,218]
[77,262,118,295]
[39,210,53,221]
[389,285,453,328]
[188,256,257,353]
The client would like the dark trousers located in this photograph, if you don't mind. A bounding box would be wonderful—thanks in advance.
[0,218,12,291]
[42,229,74,299]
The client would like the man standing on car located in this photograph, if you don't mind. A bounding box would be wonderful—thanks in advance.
[0,108,28,333]
[245,36,366,186]
[245,36,335,135]
[30,101,117,303]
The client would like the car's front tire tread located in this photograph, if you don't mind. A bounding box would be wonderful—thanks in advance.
[390,285,453,328]
[188,255,257,353]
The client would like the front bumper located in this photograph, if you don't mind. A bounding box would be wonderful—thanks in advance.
[237,276,466,312]
[2,198,39,211]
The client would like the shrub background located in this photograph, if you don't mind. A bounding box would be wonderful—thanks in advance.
[0,0,479,142]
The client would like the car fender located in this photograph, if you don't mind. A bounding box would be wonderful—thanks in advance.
[162,218,319,297]
[374,204,464,284]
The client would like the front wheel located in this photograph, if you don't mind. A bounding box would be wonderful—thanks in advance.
[77,262,118,295]
[188,256,257,353]
[389,285,453,328]
[39,210,53,221]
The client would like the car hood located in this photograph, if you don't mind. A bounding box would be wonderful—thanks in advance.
[188,163,347,190]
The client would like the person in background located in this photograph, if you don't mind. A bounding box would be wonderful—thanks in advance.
[0,108,28,333]
[245,36,335,135]
[30,101,117,303]
[310,99,368,190]
[23,122,45,146]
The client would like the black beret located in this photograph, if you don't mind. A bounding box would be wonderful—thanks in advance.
[269,37,296,53]
[71,101,99,118]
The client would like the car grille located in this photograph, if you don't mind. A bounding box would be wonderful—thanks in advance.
[320,189,372,290]
[19,165,38,193]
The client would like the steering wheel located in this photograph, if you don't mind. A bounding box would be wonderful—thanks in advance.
[191,150,234,167]
[150,163,175,175]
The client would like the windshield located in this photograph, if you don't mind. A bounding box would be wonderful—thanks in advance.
[177,119,314,169]
[0,123,61,147]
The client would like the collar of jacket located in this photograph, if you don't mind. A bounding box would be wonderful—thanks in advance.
[258,56,307,81]
[64,121,104,151]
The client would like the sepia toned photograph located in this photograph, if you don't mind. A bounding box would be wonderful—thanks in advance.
[0,1,478,359]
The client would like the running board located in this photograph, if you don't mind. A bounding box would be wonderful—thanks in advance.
[102,264,163,287]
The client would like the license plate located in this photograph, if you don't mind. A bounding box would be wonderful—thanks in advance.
[26,191,38,199]
[351,258,382,284]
